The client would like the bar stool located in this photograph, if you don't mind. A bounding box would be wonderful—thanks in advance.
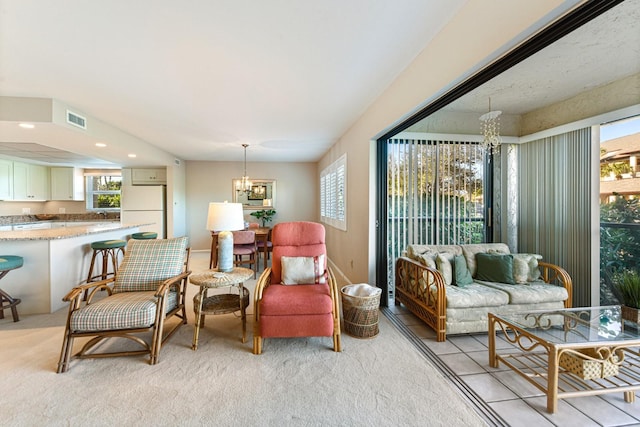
[131,232,157,240]
[0,255,24,322]
[85,239,126,283]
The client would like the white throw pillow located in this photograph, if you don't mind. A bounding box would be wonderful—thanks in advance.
[512,253,543,284]
[281,254,327,285]
[436,253,453,286]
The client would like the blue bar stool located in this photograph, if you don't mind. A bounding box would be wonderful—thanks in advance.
[0,255,24,322]
[85,239,126,283]
[131,232,157,240]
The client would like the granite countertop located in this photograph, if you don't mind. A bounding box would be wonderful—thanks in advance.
[0,222,151,241]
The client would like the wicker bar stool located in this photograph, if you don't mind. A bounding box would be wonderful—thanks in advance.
[131,232,157,240]
[0,255,24,322]
[85,239,126,283]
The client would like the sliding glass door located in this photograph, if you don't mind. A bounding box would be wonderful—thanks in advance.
[382,137,488,302]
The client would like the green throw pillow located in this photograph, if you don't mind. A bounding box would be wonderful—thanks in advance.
[475,253,515,284]
[454,255,474,287]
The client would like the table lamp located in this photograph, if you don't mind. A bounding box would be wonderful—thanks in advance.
[206,202,244,272]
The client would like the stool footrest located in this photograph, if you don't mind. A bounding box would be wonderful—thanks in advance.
[0,289,21,322]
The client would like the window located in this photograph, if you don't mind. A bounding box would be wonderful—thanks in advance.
[320,154,347,230]
[85,173,121,211]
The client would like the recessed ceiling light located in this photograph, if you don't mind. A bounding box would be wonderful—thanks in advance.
[19,123,35,129]
[95,143,107,147]
[128,154,137,158]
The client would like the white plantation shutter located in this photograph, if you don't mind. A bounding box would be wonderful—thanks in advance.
[320,154,347,230]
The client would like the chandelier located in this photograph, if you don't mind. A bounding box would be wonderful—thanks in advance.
[479,98,502,153]
[236,144,252,193]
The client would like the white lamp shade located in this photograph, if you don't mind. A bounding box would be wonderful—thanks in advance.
[206,202,245,231]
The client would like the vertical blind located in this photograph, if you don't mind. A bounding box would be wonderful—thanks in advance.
[386,138,486,296]
[518,127,592,307]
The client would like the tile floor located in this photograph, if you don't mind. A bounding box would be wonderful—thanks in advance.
[384,303,640,427]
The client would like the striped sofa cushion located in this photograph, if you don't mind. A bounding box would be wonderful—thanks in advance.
[114,236,188,293]
[70,291,179,332]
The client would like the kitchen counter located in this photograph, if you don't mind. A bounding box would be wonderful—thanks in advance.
[0,222,149,315]
[0,221,150,240]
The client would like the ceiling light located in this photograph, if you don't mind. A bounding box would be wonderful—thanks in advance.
[128,153,137,158]
[19,123,35,129]
[235,144,252,194]
[479,98,502,153]
[95,143,107,147]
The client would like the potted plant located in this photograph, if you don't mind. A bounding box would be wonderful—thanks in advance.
[613,270,640,322]
[249,209,277,227]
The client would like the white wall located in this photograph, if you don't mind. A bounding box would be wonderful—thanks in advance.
[318,0,580,286]
[185,160,317,250]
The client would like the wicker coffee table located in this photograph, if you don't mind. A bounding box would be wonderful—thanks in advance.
[489,306,640,413]
[190,267,253,350]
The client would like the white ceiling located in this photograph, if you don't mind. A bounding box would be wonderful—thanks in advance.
[0,0,466,165]
[1,1,638,167]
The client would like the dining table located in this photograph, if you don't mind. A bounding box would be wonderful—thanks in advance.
[209,227,271,271]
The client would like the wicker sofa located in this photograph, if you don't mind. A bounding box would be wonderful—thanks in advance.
[395,243,572,341]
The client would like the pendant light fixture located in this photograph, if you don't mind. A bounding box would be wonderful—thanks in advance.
[236,144,252,193]
[479,97,502,153]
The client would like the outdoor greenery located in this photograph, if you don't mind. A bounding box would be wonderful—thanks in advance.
[600,194,640,305]
[89,176,121,209]
[250,209,277,227]
[601,161,632,178]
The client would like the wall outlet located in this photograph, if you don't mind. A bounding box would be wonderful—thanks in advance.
[58,208,66,214]
[22,208,30,214]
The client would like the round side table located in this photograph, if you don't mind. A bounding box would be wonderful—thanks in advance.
[190,267,254,350]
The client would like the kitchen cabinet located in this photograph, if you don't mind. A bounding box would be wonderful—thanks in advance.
[13,162,49,201]
[50,167,84,201]
[0,159,12,200]
[131,168,166,185]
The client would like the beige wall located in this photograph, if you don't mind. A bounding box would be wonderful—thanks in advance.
[185,160,317,250]
[0,200,86,216]
[319,0,580,285]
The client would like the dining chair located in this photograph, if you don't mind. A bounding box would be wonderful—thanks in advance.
[256,228,273,269]
[233,230,258,278]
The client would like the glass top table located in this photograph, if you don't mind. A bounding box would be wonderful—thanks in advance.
[494,305,640,345]
[488,306,640,413]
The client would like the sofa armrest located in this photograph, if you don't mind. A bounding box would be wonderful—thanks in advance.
[395,256,447,341]
[538,261,573,308]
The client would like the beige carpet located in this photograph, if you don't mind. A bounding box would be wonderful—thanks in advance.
[1,255,485,426]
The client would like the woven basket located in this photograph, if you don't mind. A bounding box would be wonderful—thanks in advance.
[559,348,619,380]
[341,286,381,339]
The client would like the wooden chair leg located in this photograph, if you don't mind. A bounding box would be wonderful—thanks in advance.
[253,336,262,355]
[57,322,75,373]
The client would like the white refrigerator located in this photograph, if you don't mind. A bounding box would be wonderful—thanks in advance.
[120,185,166,238]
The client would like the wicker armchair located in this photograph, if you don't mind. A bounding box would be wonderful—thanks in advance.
[57,237,191,373]
[253,222,341,354]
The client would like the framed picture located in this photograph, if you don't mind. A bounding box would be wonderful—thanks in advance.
[248,185,267,200]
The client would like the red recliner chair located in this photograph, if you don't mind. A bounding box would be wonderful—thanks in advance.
[253,221,341,354]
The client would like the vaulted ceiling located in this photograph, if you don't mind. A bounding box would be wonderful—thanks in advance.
[1,1,638,167]
[0,0,466,165]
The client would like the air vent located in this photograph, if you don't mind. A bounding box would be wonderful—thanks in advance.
[174,159,181,166]
[66,110,87,130]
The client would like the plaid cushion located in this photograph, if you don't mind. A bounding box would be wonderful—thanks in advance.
[70,291,179,332]
[113,237,188,293]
